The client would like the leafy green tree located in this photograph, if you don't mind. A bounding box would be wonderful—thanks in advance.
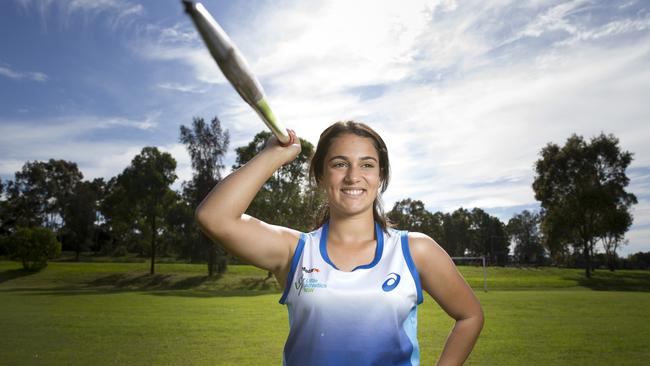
[100,176,141,255]
[598,206,632,271]
[62,179,104,261]
[3,162,49,229]
[0,178,11,239]
[388,198,444,241]
[179,116,230,276]
[117,147,177,275]
[507,210,546,265]
[1,160,83,232]
[533,133,637,278]
[468,208,508,266]
[232,131,320,232]
[440,208,472,257]
[4,226,61,270]
[163,193,198,260]
[626,251,650,270]
[42,160,84,231]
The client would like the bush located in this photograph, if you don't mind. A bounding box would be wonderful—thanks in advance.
[6,227,61,270]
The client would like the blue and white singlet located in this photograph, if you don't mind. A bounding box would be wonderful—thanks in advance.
[279,221,424,366]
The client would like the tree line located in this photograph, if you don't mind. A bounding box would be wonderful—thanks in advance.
[0,118,642,277]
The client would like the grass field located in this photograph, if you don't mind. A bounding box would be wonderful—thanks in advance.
[1,260,649,365]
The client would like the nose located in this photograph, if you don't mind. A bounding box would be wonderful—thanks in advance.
[343,165,361,184]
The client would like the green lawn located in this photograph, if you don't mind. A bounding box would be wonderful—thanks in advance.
[1,261,649,365]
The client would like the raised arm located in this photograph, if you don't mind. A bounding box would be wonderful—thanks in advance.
[409,233,484,366]
[195,131,302,279]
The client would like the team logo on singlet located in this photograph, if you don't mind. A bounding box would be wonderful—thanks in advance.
[302,267,320,273]
[382,272,401,292]
[295,276,327,296]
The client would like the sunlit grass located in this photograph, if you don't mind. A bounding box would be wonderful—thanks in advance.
[1,261,649,365]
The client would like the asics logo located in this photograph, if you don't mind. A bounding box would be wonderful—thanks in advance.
[302,267,320,273]
[382,272,401,292]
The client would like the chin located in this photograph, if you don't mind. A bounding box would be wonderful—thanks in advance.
[331,203,374,218]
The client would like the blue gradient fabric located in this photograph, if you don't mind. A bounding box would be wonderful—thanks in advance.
[279,222,424,366]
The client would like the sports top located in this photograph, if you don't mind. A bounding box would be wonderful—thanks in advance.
[279,221,424,366]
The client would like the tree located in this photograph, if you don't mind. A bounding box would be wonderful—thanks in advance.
[0,177,11,239]
[469,208,509,266]
[180,116,230,276]
[533,133,637,278]
[1,160,83,232]
[62,179,104,261]
[4,227,61,270]
[598,206,632,271]
[507,210,546,265]
[388,199,444,241]
[3,162,49,229]
[118,147,177,275]
[626,251,650,270]
[439,208,472,257]
[100,176,142,255]
[232,131,319,232]
[163,193,198,260]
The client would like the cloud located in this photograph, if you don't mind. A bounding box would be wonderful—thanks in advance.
[0,64,48,82]
[620,224,650,255]
[155,23,199,44]
[0,114,161,180]
[16,0,144,31]
[4,0,649,255]
[157,82,207,94]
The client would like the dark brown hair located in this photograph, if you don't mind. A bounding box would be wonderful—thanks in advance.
[309,121,391,231]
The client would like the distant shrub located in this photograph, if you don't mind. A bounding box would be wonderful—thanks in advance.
[6,227,61,270]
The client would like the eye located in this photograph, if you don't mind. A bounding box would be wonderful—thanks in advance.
[361,162,376,168]
[331,161,348,168]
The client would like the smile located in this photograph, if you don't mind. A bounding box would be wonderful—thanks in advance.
[340,188,365,196]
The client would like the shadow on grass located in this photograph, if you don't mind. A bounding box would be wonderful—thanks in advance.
[565,270,650,292]
[0,268,39,284]
[87,273,211,290]
[0,272,282,298]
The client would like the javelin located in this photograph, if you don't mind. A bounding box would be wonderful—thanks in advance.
[183,1,291,145]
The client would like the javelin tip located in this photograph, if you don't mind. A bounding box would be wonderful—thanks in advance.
[181,0,195,14]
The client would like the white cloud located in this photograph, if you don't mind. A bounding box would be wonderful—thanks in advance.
[0,115,161,182]
[162,0,649,220]
[16,0,144,31]
[4,0,649,253]
[519,0,587,38]
[0,64,48,82]
[156,23,198,43]
[157,82,207,94]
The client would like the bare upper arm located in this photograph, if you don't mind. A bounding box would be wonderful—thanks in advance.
[197,212,301,279]
[408,232,484,321]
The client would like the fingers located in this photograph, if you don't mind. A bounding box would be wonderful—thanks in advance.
[279,129,298,147]
[287,129,298,145]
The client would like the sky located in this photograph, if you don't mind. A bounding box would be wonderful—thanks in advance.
[1,0,649,257]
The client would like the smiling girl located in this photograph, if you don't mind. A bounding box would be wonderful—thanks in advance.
[195,121,484,366]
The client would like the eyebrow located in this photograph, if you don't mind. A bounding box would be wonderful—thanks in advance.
[328,155,378,162]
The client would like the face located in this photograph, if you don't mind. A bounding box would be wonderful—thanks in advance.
[321,133,381,218]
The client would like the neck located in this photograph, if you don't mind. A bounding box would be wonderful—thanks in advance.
[327,212,375,245]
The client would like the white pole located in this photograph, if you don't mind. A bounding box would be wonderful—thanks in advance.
[483,256,488,292]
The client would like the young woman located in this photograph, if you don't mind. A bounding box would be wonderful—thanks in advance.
[195,121,484,366]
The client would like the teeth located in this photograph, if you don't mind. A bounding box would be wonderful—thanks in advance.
[342,189,364,196]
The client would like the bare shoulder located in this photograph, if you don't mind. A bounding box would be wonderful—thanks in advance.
[406,232,454,271]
